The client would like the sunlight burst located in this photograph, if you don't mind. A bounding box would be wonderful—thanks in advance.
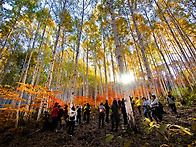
[120,73,135,84]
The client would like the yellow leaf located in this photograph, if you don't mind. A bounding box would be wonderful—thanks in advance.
[4,85,11,88]
[149,122,154,127]
[145,118,151,123]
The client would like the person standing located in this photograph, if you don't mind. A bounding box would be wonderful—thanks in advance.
[129,96,135,108]
[77,105,82,124]
[150,95,162,122]
[57,105,64,130]
[166,92,177,113]
[121,99,128,125]
[51,102,59,131]
[104,100,110,123]
[86,103,91,123]
[83,104,87,121]
[142,97,153,121]
[68,106,77,136]
[98,102,106,128]
[63,105,69,127]
[111,99,119,132]
[118,99,122,108]
[135,97,141,115]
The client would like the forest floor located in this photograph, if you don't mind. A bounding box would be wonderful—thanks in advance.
[0,105,196,147]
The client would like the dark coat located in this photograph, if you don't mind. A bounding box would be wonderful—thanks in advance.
[104,102,110,113]
[111,103,119,122]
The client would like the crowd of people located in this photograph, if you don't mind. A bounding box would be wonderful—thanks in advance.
[49,92,177,136]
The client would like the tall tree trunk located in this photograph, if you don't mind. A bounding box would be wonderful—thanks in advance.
[144,7,174,95]
[103,33,108,100]
[110,0,136,130]
[35,56,44,86]
[161,38,186,89]
[18,37,33,83]
[163,0,196,52]
[160,73,167,93]
[94,57,97,107]
[109,0,124,73]
[0,13,20,57]
[143,8,177,91]
[127,0,156,96]
[148,45,166,96]
[25,24,48,120]
[98,63,104,95]
[64,59,71,101]
[37,1,67,120]
[0,41,16,84]
[154,0,196,84]
[15,19,42,127]
[110,47,118,98]
[158,36,184,100]
[171,52,193,90]
[83,56,86,96]
[69,0,85,108]
[125,6,150,99]
[58,37,66,100]
[85,40,89,98]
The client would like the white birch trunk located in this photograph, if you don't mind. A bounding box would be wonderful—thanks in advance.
[37,1,67,119]
[85,41,89,97]
[110,0,135,129]
[69,0,85,108]
[98,63,104,95]
[103,33,108,100]
[154,0,196,85]
[83,56,86,96]
[94,48,98,107]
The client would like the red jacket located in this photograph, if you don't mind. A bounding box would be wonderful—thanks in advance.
[52,107,59,117]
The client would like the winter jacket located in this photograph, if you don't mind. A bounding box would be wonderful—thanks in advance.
[111,103,119,121]
[135,99,141,107]
[77,105,82,116]
[69,110,77,121]
[121,102,126,114]
[143,100,150,113]
[104,103,110,113]
[150,98,159,108]
[166,95,176,104]
[52,107,59,117]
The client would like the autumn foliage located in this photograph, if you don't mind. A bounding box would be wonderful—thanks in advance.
[0,83,65,128]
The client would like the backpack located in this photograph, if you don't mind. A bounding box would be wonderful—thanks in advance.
[86,106,91,113]
[69,111,75,121]
[99,107,104,113]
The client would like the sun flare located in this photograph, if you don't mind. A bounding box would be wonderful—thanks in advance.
[120,73,135,84]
